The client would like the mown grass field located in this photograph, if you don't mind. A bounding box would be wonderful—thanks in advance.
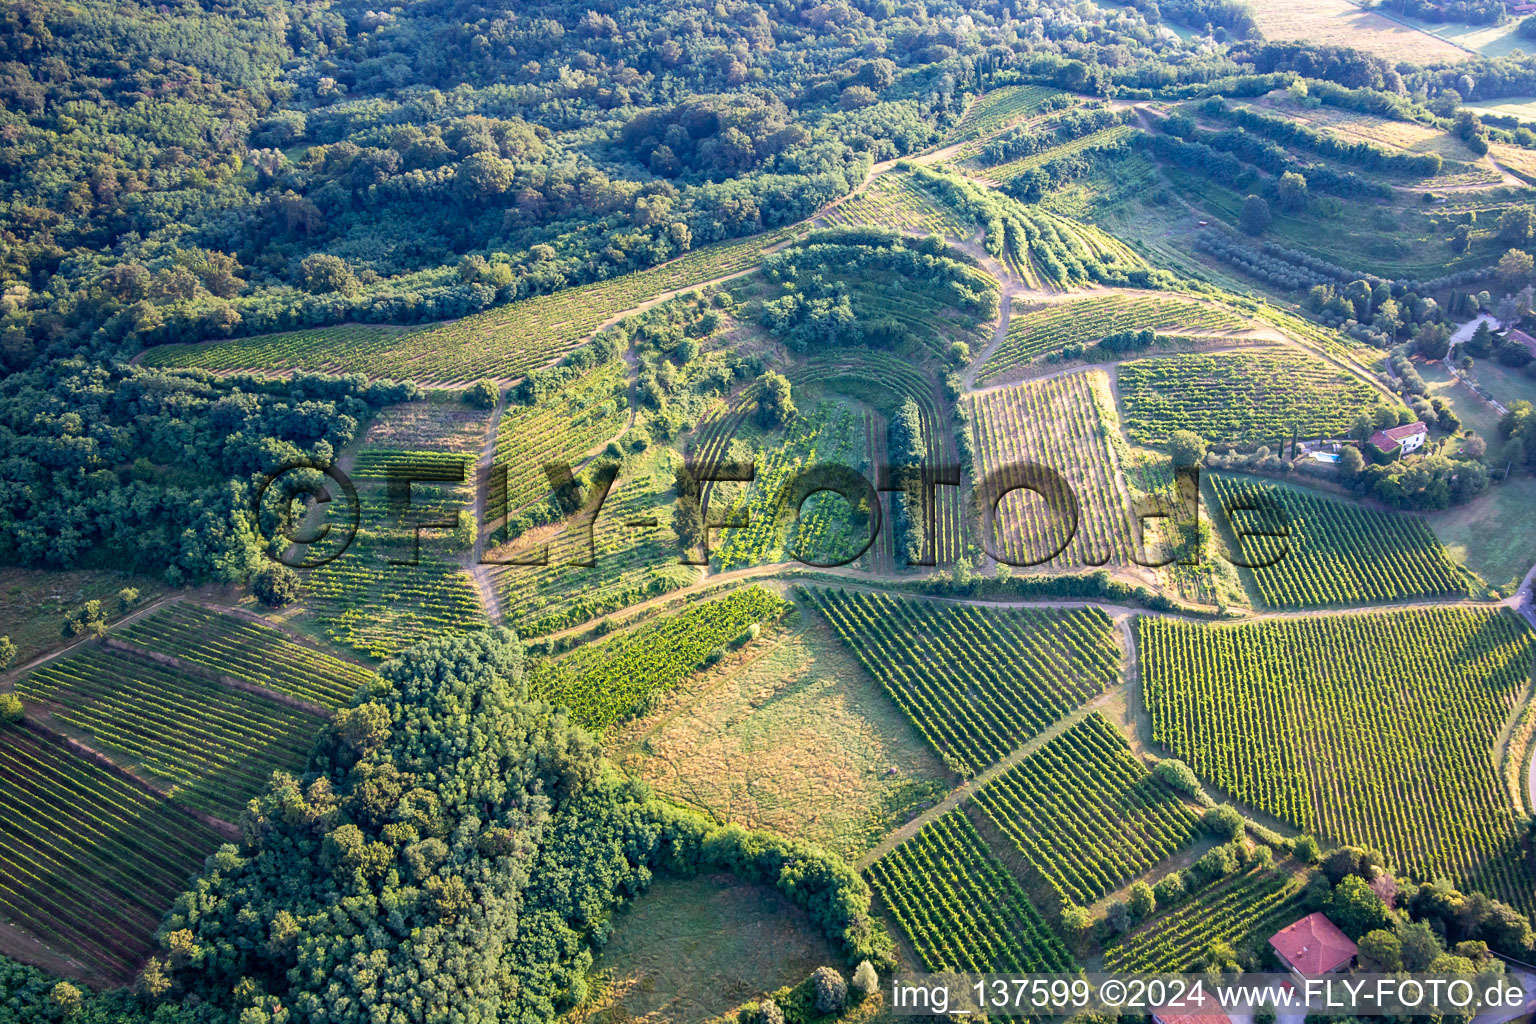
[583,875,839,1024]
[1246,0,1467,63]
[1428,474,1536,592]
[612,614,949,859]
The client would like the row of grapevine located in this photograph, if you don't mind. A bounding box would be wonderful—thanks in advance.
[712,402,866,571]
[968,370,1135,569]
[821,173,974,240]
[803,588,1121,775]
[116,603,373,709]
[977,294,1251,384]
[526,585,787,732]
[1138,609,1535,913]
[492,358,629,518]
[139,230,790,382]
[18,647,320,821]
[972,712,1202,907]
[488,448,700,637]
[865,810,1075,972]
[1102,862,1308,971]
[1209,474,1466,608]
[1116,350,1382,447]
[351,450,474,483]
[947,85,1068,144]
[0,728,220,984]
[968,125,1137,184]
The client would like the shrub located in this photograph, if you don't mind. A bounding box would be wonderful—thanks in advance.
[0,636,14,670]
[851,961,878,1001]
[252,564,302,607]
[0,693,22,723]
[1154,870,1186,907]
[1294,835,1321,863]
[1203,804,1245,841]
[1128,880,1157,919]
[1154,758,1202,797]
[463,379,499,408]
[812,967,847,1015]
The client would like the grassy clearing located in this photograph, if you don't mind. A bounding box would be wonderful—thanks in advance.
[1428,475,1536,592]
[1468,357,1536,411]
[1416,358,1504,444]
[613,615,949,860]
[583,874,839,1024]
[1373,11,1525,57]
[1251,97,1486,164]
[356,391,490,454]
[1247,0,1468,63]
[0,568,165,666]
[1468,97,1536,122]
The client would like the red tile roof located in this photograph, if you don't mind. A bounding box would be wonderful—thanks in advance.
[1155,1010,1232,1024]
[1369,421,1427,452]
[1510,329,1536,356]
[1269,912,1357,975]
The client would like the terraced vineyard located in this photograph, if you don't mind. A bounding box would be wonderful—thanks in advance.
[969,371,1135,569]
[305,552,485,659]
[527,585,787,732]
[971,713,1202,907]
[865,810,1075,972]
[17,647,321,821]
[492,358,629,519]
[712,401,865,571]
[969,125,1138,185]
[804,588,1121,775]
[1139,609,1535,912]
[0,728,221,983]
[1209,474,1466,608]
[948,85,1066,143]
[1102,861,1308,971]
[977,294,1253,384]
[488,448,699,637]
[352,450,474,483]
[116,603,373,709]
[138,230,789,382]
[821,173,974,240]
[1117,350,1385,448]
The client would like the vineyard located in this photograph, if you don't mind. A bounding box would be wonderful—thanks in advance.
[1116,350,1385,447]
[488,447,699,637]
[1139,609,1535,912]
[492,357,629,520]
[947,85,1067,143]
[971,713,1202,907]
[977,294,1255,384]
[1209,474,1467,608]
[115,603,373,710]
[968,125,1138,185]
[968,371,1135,569]
[1101,861,1308,971]
[820,173,974,240]
[865,810,1075,972]
[712,401,866,571]
[908,166,1160,291]
[526,585,786,732]
[0,727,220,983]
[138,230,788,382]
[803,588,1121,775]
[17,646,320,821]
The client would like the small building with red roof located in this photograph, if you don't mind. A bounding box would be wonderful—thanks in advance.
[1368,421,1427,458]
[1269,912,1357,979]
[1509,329,1536,358]
[1153,1009,1232,1024]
